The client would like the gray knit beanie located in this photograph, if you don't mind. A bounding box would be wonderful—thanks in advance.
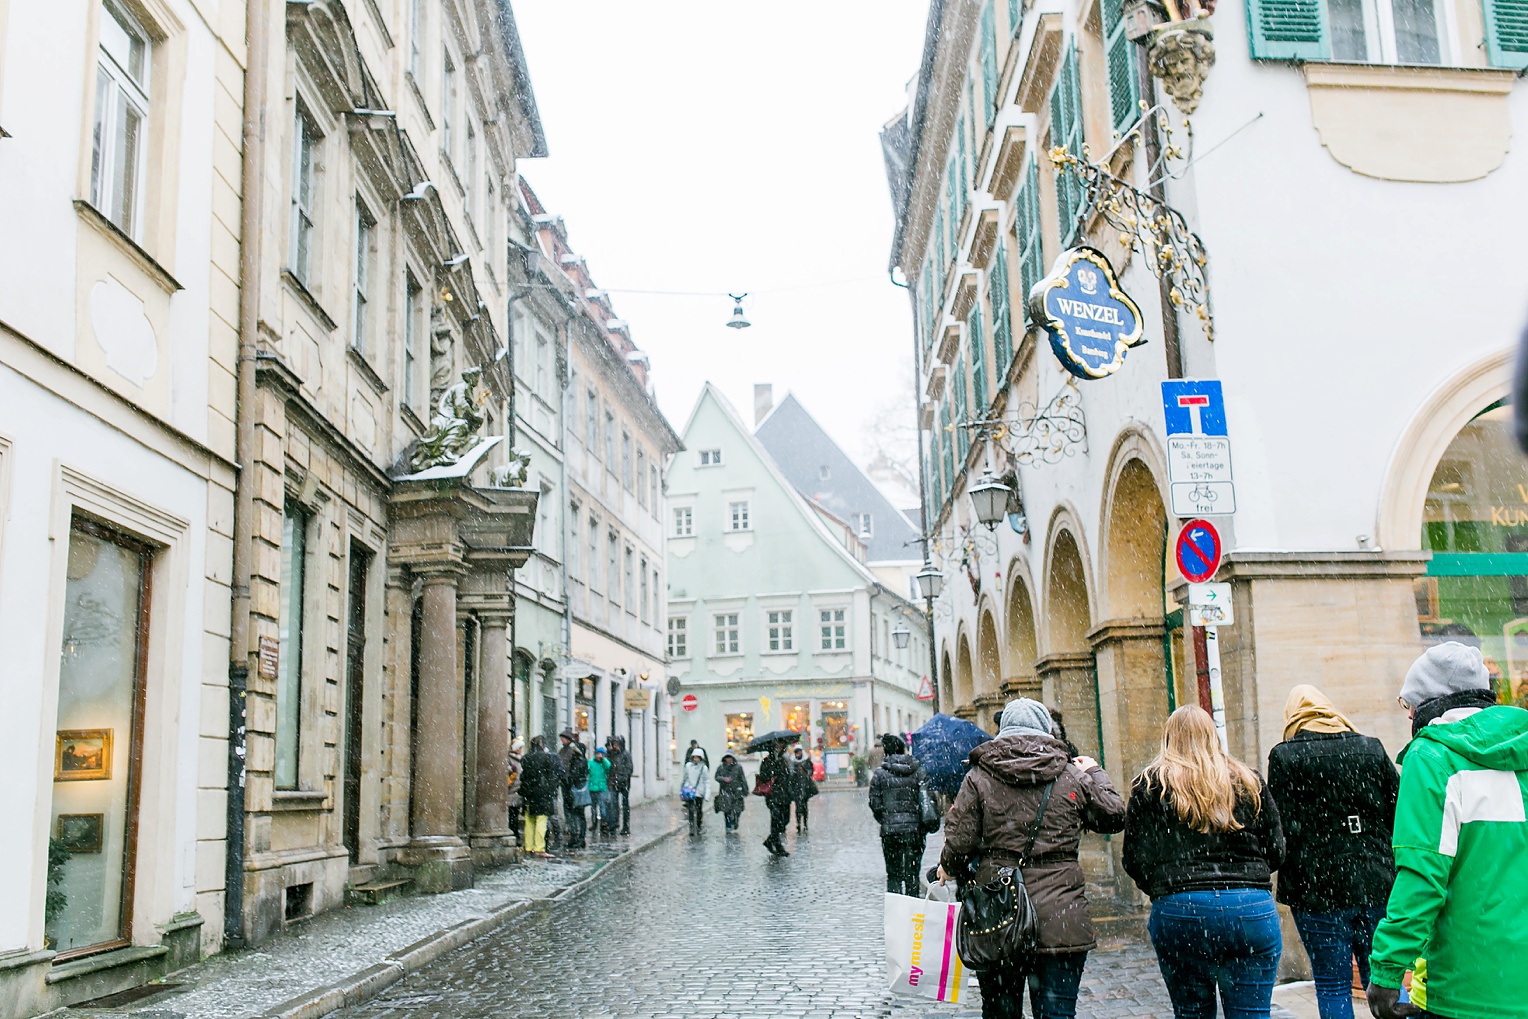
[1400,641,1490,707]
[998,698,1054,739]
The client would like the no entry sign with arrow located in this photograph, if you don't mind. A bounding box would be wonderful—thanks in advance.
[1175,519,1221,583]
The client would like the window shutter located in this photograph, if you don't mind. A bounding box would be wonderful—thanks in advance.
[1008,0,1021,31]
[1050,44,1085,246]
[1102,0,1142,134]
[970,309,989,412]
[1245,0,1331,59]
[981,2,1000,119]
[991,240,1013,379]
[952,354,970,459]
[1484,0,1528,67]
[1017,156,1044,330]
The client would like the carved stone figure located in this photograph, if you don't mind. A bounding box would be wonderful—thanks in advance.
[429,307,454,407]
[488,449,532,488]
[410,366,487,472]
[1147,19,1216,115]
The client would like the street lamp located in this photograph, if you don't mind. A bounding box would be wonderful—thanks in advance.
[725,293,751,329]
[892,621,911,649]
[915,561,944,600]
[968,470,1012,530]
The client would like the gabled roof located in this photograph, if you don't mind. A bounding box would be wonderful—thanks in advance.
[676,385,884,590]
[755,393,923,565]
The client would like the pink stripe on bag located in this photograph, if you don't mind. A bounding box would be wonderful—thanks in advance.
[937,902,958,999]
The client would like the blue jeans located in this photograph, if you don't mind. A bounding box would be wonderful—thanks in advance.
[1149,889,1282,1019]
[974,951,1087,1019]
[1291,906,1385,1019]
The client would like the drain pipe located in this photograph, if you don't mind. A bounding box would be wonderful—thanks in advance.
[225,0,269,950]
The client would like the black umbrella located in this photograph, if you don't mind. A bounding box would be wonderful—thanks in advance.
[746,729,803,753]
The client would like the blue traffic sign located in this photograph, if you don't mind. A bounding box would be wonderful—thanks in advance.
[1030,247,1144,380]
[1162,380,1227,436]
[1175,519,1222,583]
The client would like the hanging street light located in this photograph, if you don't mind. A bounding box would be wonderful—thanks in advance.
[892,621,912,650]
[725,293,751,329]
[967,470,1013,530]
[915,561,944,600]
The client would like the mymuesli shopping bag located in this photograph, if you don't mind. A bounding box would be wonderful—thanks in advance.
[885,892,965,1002]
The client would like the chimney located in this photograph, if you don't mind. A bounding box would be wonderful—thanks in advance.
[753,384,773,428]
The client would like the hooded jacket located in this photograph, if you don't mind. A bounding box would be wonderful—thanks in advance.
[868,753,932,837]
[1368,706,1528,1019]
[940,734,1127,954]
[519,748,563,816]
[713,759,748,813]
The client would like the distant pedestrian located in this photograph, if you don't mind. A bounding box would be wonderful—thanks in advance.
[1123,706,1285,1019]
[519,736,561,857]
[681,739,710,767]
[609,736,635,836]
[713,751,748,832]
[681,749,710,834]
[868,734,937,895]
[757,744,796,857]
[588,746,612,836]
[940,698,1126,1019]
[1366,642,1528,1019]
[507,736,524,844]
[1267,685,1398,1019]
[558,730,589,850]
[789,743,817,833]
[867,739,886,774]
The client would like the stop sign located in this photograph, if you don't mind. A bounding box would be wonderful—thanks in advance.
[680,694,699,713]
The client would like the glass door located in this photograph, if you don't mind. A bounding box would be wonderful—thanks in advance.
[47,518,152,956]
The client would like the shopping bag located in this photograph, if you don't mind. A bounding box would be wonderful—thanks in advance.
[885,892,965,1002]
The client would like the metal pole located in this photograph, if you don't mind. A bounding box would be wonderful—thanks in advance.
[1203,623,1228,751]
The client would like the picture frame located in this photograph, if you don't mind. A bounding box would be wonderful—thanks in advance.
[55,729,112,781]
[56,813,104,854]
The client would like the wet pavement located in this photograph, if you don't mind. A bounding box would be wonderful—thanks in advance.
[328,789,1258,1019]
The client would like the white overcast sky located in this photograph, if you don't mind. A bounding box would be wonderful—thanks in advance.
[513,2,930,464]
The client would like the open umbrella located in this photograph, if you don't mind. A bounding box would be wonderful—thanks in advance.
[746,729,803,753]
[910,713,993,795]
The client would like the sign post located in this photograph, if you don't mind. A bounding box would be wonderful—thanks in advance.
[1175,523,1231,750]
[1161,380,1237,517]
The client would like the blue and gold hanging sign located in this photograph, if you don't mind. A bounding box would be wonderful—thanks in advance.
[1028,247,1145,380]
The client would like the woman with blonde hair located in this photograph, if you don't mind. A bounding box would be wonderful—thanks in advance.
[1123,706,1286,1018]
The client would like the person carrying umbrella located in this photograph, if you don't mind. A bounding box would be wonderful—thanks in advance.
[749,729,801,857]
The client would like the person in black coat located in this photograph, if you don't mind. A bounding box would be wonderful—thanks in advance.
[608,736,635,837]
[713,752,748,832]
[1267,685,1399,1019]
[1123,707,1286,1018]
[757,745,797,856]
[788,743,818,833]
[519,736,562,856]
[558,730,589,849]
[868,733,935,895]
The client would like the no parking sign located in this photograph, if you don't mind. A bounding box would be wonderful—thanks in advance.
[1175,519,1221,583]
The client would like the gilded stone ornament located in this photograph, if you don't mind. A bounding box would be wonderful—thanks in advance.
[1147,19,1216,115]
[410,366,488,472]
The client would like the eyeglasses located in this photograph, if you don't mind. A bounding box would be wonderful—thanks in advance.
[1397,695,1413,712]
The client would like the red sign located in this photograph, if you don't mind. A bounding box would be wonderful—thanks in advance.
[916,676,934,702]
[680,694,699,713]
[1175,519,1222,584]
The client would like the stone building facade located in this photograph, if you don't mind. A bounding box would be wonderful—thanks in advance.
[884,0,1528,963]
[0,0,244,1012]
[228,0,544,945]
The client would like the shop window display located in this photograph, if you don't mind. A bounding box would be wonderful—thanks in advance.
[47,519,151,954]
[1419,404,1528,707]
[821,701,850,749]
[724,712,754,751]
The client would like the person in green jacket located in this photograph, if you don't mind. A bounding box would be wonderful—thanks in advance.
[587,746,613,837]
[1367,642,1528,1019]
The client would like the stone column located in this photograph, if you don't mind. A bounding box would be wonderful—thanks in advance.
[470,609,516,865]
[1037,652,1101,759]
[1089,619,1170,787]
[401,567,473,891]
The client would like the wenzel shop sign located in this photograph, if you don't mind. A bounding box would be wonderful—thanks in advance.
[1029,247,1145,380]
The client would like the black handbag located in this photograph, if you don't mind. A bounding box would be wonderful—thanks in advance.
[954,781,1054,972]
[919,781,940,833]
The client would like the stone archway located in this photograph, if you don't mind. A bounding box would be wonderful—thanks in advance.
[954,631,976,716]
[1040,525,1099,759]
[975,607,1004,730]
[939,646,955,713]
[1004,569,1041,703]
[1095,457,1173,786]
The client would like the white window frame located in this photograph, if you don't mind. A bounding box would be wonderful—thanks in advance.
[408,0,422,79]
[767,610,794,653]
[713,612,740,656]
[290,102,319,285]
[639,555,650,623]
[668,615,688,658]
[855,512,874,540]
[403,271,423,411]
[1327,0,1455,63]
[673,506,693,537]
[441,49,456,161]
[352,200,374,353]
[636,449,648,507]
[728,500,751,532]
[819,608,847,651]
[92,0,152,239]
[698,448,723,467]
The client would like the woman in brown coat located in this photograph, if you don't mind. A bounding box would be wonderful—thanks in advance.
[939,699,1126,1019]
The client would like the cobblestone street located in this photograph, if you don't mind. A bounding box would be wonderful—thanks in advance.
[330,789,1231,1019]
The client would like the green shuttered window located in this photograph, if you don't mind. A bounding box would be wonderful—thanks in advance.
[991,239,1013,383]
[1050,43,1084,246]
[970,308,989,414]
[953,353,970,461]
[981,2,999,121]
[1246,0,1332,58]
[1485,0,1528,67]
[1102,0,1142,134]
[1016,156,1044,332]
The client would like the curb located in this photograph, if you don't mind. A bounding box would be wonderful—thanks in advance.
[256,819,681,1019]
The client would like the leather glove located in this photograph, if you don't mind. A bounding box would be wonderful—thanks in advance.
[1367,983,1421,1019]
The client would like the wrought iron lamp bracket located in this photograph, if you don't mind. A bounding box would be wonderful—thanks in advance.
[957,378,1089,467]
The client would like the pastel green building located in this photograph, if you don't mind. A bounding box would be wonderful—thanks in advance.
[666,385,931,773]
